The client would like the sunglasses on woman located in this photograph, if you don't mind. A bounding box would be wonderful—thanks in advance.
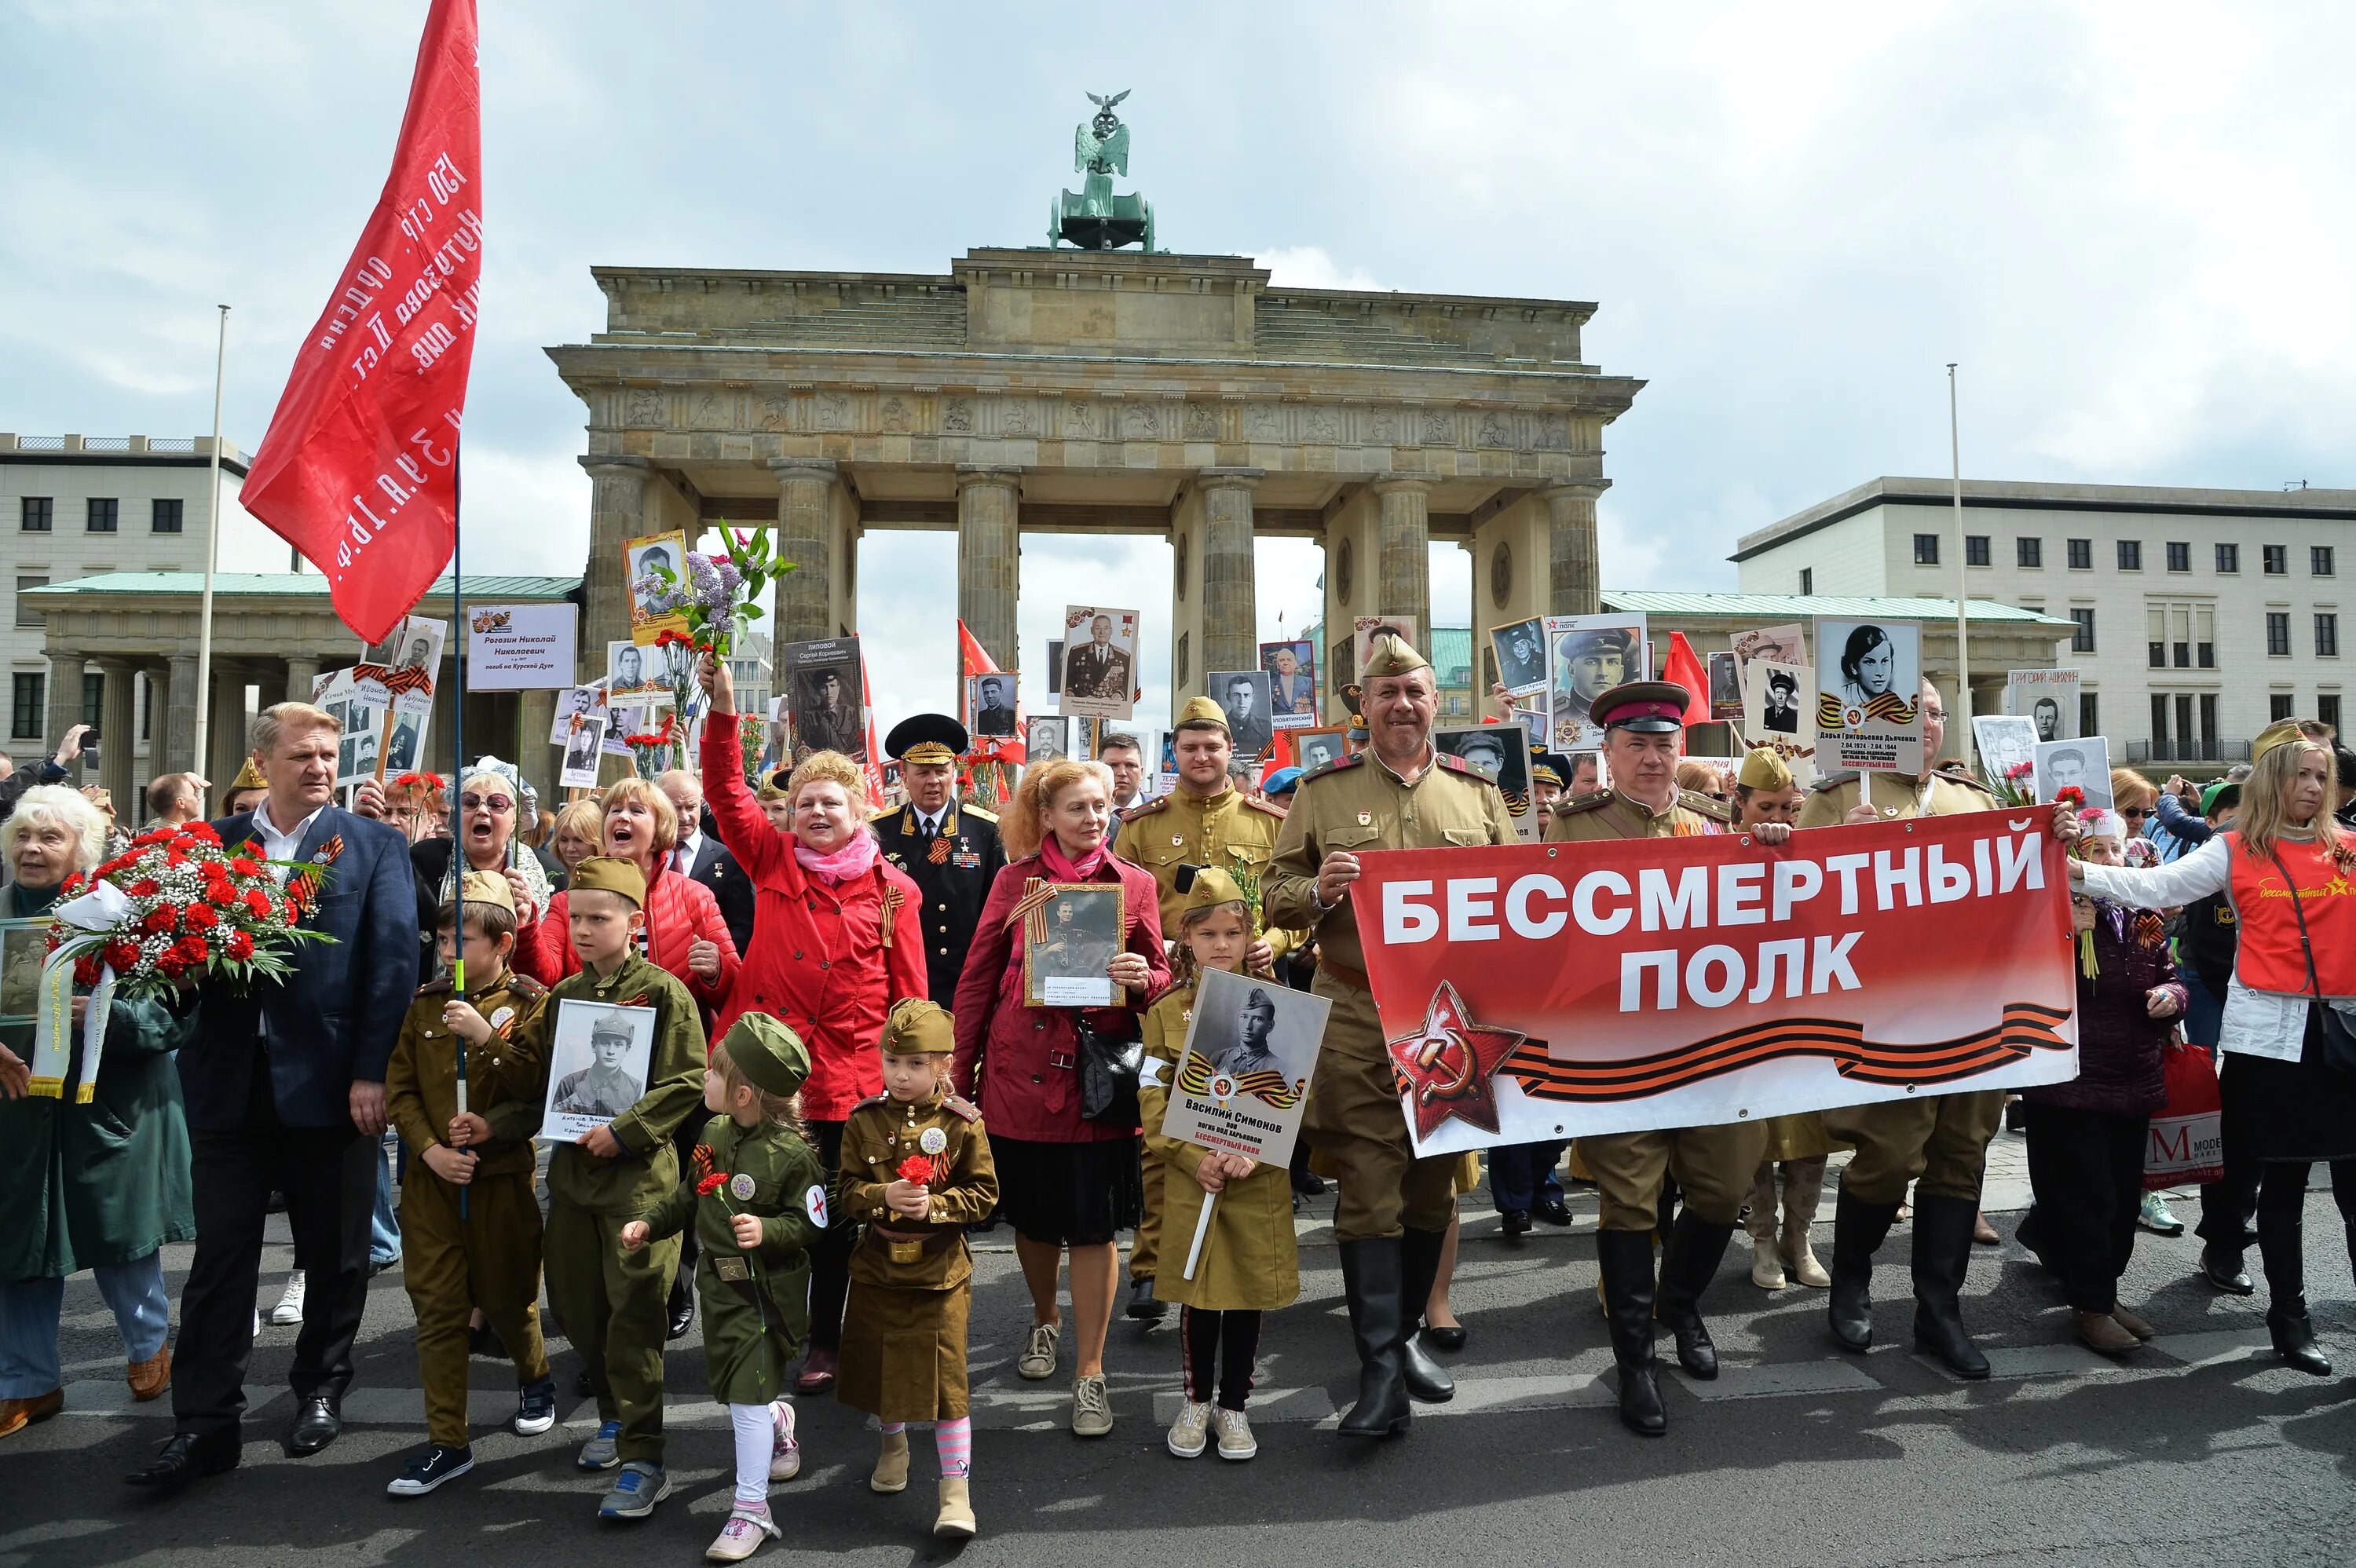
[460,793,514,813]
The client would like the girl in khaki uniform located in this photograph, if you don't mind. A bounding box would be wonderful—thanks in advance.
[835,1000,999,1540]
[1139,868,1301,1463]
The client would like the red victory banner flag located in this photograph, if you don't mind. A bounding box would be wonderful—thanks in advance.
[240,0,482,645]
[1349,808,2079,1155]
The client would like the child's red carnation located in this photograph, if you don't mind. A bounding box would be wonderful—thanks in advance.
[896,1154,935,1186]
[696,1172,728,1197]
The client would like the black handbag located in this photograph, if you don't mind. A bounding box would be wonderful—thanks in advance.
[2263,842,2356,1075]
[1073,1016,1144,1124]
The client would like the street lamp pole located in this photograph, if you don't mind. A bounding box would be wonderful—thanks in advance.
[1948,363,1972,755]
[193,305,229,781]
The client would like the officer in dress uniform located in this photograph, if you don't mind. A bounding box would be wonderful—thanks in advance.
[1262,632,1518,1439]
[1113,694,1301,1321]
[1547,681,1790,1437]
[873,715,1006,1009]
[1794,678,2005,1378]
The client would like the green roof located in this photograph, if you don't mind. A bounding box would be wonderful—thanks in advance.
[1429,627,1472,685]
[1601,590,2073,627]
[26,572,582,601]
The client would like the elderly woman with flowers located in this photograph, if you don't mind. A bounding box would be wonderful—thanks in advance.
[0,786,199,1439]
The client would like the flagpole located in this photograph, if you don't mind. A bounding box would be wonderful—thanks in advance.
[193,305,229,784]
[1948,363,1972,757]
[452,445,468,1219]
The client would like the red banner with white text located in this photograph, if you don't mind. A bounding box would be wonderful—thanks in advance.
[1350,808,2079,1154]
[240,0,481,644]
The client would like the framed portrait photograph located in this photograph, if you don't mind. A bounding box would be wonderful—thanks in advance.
[2007,668,2081,741]
[354,615,445,714]
[605,638,671,706]
[1208,670,1275,759]
[0,917,57,1027]
[1060,606,1140,721]
[1491,616,1549,699]
[1046,639,1064,696]
[782,636,865,762]
[1352,615,1421,678]
[1740,660,1817,785]
[1157,967,1332,1168]
[968,673,1019,738]
[1026,715,1069,762]
[541,1000,659,1142]
[2035,735,2114,809]
[1707,649,1744,721]
[1729,623,1808,674]
[1260,640,1319,729]
[560,714,608,787]
[1293,726,1349,774]
[1972,715,2039,795]
[1436,722,1535,842]
[381,708,429,775]
[624,528,693,645]
[336,716,380,788]
[1544,612,1647,753]
[1814,619,1924,774]
[1023,883,1125,1008]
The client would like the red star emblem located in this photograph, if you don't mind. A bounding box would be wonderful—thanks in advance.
[1386,981,1526,1142]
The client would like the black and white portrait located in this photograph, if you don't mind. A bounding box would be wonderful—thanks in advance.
[1492,616,1547,697]
[1707,650,1743,719]
[1027,715,1068,761]
[969,674,1017,737]
[562,715,607,787]
[1972,715,2038,787]
[1824,621,1915,718]
[2035,736,2113,810]
[383,710,423,773]
[1024,884,1125,1007]
[542,1000,658,1139]
[1296,728,1348,773]
[1435,724,1527,795]
[787,642,865,762]
[605,638,666,702]
[1210,670,1274,758]
[1761,667,1801,734]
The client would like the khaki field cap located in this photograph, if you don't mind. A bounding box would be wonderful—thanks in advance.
[1736,748,1793,791]
[1361,633,1432,681]
[568,855,647,908]
[722,1014,813,1095]
[880,997,957,1056]
[456,868,515,913]
[1176,694,1231,733]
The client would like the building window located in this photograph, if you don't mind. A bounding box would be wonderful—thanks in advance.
[2268,612,2292,656]
[2315,546,2336,577]
[2017,537,2042,568]
[2066,538,2092,569]
[2318,613,2340,658]
[2069,607,2096,652]
[2117,540,2142,571]
[2201,693,2219,751]
[19,498,51,533]
[1913,534,1940,565]
[1798,567,1813,595]
[2149,693,2169,749]
[2216,543,2240,574]
[2079,692,2099,736]
[86,498,118,533]
[13,576,47,630]
[141,674,153,741]
[2166,541,2191,572]
[2150,601,2214,669]
[2176,694,2197,755]
[81,671,102,729]
[2265,544,2288,575]
[152,499,183,533]
[1964,535,1990,567]
[2147,605,2164,669]
[2322,694,2344,733]
[2271,693,2296,722]
[10,674,42,741]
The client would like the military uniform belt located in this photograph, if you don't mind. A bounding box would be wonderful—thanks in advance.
[865,1226,963,1265]
[1320,958,1371,992]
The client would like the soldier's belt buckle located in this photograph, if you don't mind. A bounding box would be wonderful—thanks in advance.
[888,1238,924,1265]
[712,1255,752,1282]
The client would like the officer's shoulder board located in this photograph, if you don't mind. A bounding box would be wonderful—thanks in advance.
[850,1091,894,1115]
[1809,769,1862,795]
[1433,752,1491,784]
[415,978,453,999]
[1677,789,1733,824]
[960,803,998,825]
[869,806,902,825]
[503,973,547,1001]
[1122,795,1172,821]
[1298,752,1365,784]
[1550,788,1617,819]
[1243,795,1287,820]
[942,1095,981,1124]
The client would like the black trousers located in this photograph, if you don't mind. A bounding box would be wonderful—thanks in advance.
[2022,1102,2148,1313]
[2256,1158,2356,1307]
[1180,1306,1261,1410]
[173,1061,376,1438]
[806,1120,855,1353]
[670,1117,703,1305]
[2194,1047,2263,1252]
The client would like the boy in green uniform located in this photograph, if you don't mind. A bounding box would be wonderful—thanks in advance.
[532,857,708,1521]
[383,871,558,1497]
[624,1015,826,1563]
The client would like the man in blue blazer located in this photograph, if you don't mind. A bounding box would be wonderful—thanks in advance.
[127,703,415,1489]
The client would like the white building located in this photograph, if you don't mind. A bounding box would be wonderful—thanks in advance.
[0,432,295,787]
[1732,478,2356,772]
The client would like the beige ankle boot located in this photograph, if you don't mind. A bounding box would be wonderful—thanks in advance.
[934,1475,977,1537]
[1781,1157,1831,1288]
[1747,1163,1783,1287]
[870,1431,909,1494]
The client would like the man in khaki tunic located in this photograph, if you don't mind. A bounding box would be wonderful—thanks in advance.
[1264,634,1516,1438]
[1114,694,1298,1321]
[1796,678,2003,1378]
[1546,681,1789,1436]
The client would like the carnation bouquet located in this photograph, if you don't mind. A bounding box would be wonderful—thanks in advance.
[46,821,336,999]
[621,710,685,780]
[1985,758,2036,807]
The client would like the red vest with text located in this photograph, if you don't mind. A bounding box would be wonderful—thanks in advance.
[2227,832,2356,997]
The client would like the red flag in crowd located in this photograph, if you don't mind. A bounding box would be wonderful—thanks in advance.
[240,0,482,645]
[1662,632,1712,726]
[956,620,1028,766]
[858,655,887,809]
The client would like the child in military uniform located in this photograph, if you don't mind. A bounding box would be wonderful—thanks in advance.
[835,999,1000,1540]
[383,871,558,1497]
[532,857,709,1522]
[624,1016,827,1563]
[1138,868,1301,1463]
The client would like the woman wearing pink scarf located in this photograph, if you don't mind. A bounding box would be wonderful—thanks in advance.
[697,655,926,1393]
[953,757,1169,1439]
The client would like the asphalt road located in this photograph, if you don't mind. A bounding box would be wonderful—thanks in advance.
[9,1150,2356,1568]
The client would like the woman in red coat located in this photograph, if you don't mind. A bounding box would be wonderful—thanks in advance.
[697,652,926,1392]
[953,757,1168,1439]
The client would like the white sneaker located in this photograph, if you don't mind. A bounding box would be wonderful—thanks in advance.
[1070,1373,1113,1438]
[269,1272,307,1326]
[1166,1399,1209,1459]
[1211,1405,1257,1461]
[1016,1321,1059,1381]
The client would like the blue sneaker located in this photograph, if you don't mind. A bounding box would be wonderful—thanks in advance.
[598,1460,671,1520]
[514,1378,558,1437]
[576,1419,623,1471]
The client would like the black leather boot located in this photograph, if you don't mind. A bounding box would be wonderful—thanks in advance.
[1654,1211,1736,1379]
[2268,1298,2332,1376]
[1910,1193,1991,1379]
[1336,1238,1411,1438]
[1827,1186,1901,1351]
[1596,1230,1666,1436]
[1396,1226,1457,1403]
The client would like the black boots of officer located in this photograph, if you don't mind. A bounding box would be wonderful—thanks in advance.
[1654,1211,1735,1380]
[1827,1186,1902,1351]
[1910,1193,1991,1379]
[1336,1239,1412,1437]
[1396,1226,1457,1404]
[1595,1230,1666,1436]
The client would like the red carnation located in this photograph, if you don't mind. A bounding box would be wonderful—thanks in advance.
[102,940,140,972]
[225,930,254,963]
[127,877,160,898]
[696,1172,728,1197]
[185,903,221,930]
[133,828,174,849]
[60,872,84,896]
[72,954,102,987]
[177,934,210,964]
[183,823,220,846]
[2056,785,2086,810]
[896,1154,935,1186]
[242,888,275,919]
[141,906,178,936]
[156,948,191,980]
[229,857,262,878]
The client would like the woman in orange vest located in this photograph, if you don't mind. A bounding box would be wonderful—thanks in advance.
[2067,722,2355,1376]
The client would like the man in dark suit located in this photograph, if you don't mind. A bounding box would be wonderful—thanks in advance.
[127,701,415,1489]
[1063,613,1131,701]
[872,715,1006,1006]
[656,769,754,955]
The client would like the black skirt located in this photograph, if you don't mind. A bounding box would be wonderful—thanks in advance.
[990,1133,1142,1248]
[2222,1033,2356,1164]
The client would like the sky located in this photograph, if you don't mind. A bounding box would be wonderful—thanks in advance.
[5,0,2351,738]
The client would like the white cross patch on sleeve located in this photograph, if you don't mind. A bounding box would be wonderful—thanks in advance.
[804,1183,829,1228]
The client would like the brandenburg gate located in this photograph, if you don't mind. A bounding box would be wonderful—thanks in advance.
[549,241,1642,706]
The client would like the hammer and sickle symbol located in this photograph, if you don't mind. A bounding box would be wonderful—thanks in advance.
[1411,1028,1477,1106]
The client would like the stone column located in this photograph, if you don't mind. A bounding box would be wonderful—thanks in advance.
[769,456,840,644]
[580,454,651,680]
[165,654,197,773]
[1197,468,1262,678]
[956,467,1023,671]
[98,660,135,817]
[283,654,321,710]
[209,668,250,798]
[1371,473,1433,634]
[45,650,86,783]
[1545,480,1608,616]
